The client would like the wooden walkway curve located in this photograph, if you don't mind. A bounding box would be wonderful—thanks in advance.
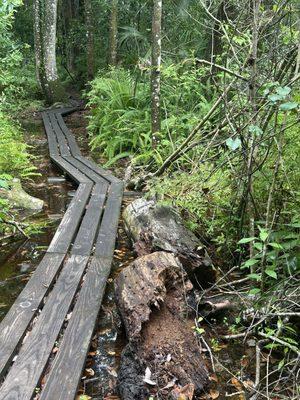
[0,107,123,399]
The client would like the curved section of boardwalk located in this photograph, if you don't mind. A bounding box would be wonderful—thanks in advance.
[0,107,123,400]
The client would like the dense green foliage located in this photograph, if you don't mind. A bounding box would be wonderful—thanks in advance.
[0,1,38,178]
[0,1,38,235]
[87,63,213,166]
[0,112,35,177]
[85,3,300,379]
[0,1,40,113]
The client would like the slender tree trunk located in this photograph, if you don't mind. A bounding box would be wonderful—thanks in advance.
[209,1,224,65]
[151,0,162,147]
[66,0,75,73]
[108,0,118,66]
[247,0,260,261]
[85,0,94,80]
[44,0,60,98]
[33,0,42,86]
[33,0,65,103]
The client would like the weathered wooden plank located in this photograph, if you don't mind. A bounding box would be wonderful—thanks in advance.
[58,106,80,117]
[48,113,71,157]
[39,256,112,400]
[71,183,108,256]
[75,155,121,184]
[42,113,59,158]
[0,255,90,400]
[50,156,92,184]
[0,253,66,379]
[63,156,107,184]
[47,183,93,254]
[95,182,124,257]
[0,106,124,399]
[55,114,81,157]
[38,185,123,400]
[46,106,79,117]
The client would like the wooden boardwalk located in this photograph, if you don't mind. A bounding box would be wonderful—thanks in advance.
[0,107,123,399]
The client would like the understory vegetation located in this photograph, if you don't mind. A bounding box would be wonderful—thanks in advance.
[85,1,300,397]
[86,64,213,166]
[0,1,40,235]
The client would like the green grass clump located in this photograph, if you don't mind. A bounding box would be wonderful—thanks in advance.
[0,112,36,178]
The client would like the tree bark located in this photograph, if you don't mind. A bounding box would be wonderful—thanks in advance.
[246,0,260,261]
[151,0,162,146]
[108,0,118,66]
[33,0,65,103]
[65,0,75,73]
[33,0,42,86]
[85,0,94,80]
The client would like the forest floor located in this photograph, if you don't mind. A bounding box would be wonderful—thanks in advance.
[0,108,296,400]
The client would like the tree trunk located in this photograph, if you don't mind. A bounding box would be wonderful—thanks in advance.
[65,0,75,73]
[85,0,94,80]
[33,0,42,86]
[33,0,65,103]
[151,0,162,146]
[108,0,118,66]
[247,0,260,262]
[209,1,224,64]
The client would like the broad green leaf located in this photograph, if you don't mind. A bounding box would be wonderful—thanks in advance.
[242,258,259,269]
[279,102,298,111]
[249,125,263,136]
[259,229,269,242]
[249,288,260,295]
[268,242,283,249]
[276,86,291,97]
[265,343,280,350]
[268,93,281,102]
[248,273,261,281]
[254,242,263,251]
[265,269,277,279]
[278,359,285,370]
[226,137,241,151]
[0,179,9,189]
[238,237,256,244]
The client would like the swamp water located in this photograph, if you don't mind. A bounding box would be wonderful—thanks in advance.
[0,118,74,321]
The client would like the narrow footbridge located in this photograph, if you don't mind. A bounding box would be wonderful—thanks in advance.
[0,107,123,399]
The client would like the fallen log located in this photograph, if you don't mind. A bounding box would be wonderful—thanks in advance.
[123,198,215,287]
[0,178,44,211]
[115,251,209,399]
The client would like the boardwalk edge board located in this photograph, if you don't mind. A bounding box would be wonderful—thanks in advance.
[0,106,123,400]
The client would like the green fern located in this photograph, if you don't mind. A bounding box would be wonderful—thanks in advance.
[86,65,214,168]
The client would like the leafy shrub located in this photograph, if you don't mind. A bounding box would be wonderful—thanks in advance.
[0,112,36,177]
[0,1,41,113]
[86,64,214,166]
[149,164,234,251]
[86,68,151,161]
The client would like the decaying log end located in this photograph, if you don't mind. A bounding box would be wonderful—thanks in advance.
[115,251,209,399]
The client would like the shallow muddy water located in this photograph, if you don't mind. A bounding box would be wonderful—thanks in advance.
[0,117,75,322]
